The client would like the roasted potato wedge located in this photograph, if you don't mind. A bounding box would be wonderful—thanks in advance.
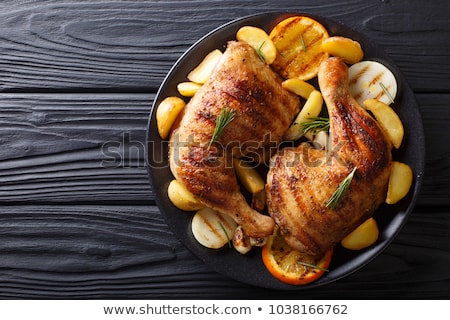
[269,16,329,80]
[236,26,277,64]
[177,81,202,97]
[191,207,237,249]
[321,36,364,64]
[284,90,323,141]
[187,49,223,84]
[363,98,404,148]
[386,161,413,204]
[282,78,316,99]
[233,158,265,194]
[167,179,205,211]
[156,96,186,139]
[341,217,379,250]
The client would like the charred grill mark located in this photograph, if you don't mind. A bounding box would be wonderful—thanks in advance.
[373,90,385,101]
[349,64,369,86]
[182,162,235,208]
[228,77,264,105]
[332,100,359,150]
[293,169,313,218]
[330,97,391,178]
[368,72,383,87]
[216,80,287,146]
[286,51,325,75]
[305,31,327,48]
[348,107,391,173]
[282,17,300,37]
[268,175,282,208]
[219,91,262,143]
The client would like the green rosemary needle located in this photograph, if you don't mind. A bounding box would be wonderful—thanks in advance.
[379,82,395,104]
[326,167,357,209]
[208,107,236,149]
[218,221,232,248]
[299,33,307,52]
[300,117,330,135]
[256,41,266,63]
[298,261,329,272]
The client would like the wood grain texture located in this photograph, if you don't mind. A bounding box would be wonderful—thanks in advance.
[0,205,447,299]
[0,0,448,299]
[418,94,450,206]
[0,0,448,92]
[0,93,153,203]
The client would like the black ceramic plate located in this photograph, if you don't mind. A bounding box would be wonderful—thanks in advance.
[146,12,425,289]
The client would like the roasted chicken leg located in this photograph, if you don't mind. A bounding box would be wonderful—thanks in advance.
[266,57,392,256]
[169,41,300,239]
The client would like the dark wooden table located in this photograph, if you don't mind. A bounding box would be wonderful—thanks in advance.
[0,0,448,299]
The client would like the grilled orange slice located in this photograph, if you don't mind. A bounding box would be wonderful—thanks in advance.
[269,16,329,80]
[262,226,333,285]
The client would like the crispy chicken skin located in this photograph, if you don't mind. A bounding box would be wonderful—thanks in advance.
[169,41,300,239]
[266,57,392,256]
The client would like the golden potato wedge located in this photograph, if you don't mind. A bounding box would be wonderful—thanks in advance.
[282,78,316,99]
[167,179,205,211]
[177,81,202,97]
[363,98,404,148]
[386,161,413,204]
[236,26,277,64]
[321,36,364,64]
[156,96,186,139]
[283,90,323,141]
[269,16,329,80]
[191,207,237,249]
[187,49,223,84]
[341,217,379,250]
[233,158,265,194]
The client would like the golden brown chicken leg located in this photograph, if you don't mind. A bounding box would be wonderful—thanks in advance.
[169,41,300,239]
[266,57,392,256]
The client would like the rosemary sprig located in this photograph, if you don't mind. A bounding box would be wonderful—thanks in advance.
[299,33,307,52]
[256,41,266,63]
[218,221,232,248]
[298,261,329,272]
[326,167,357,209]
[208,107,236,149]
[300,117,330,135]
[379,82,395,104]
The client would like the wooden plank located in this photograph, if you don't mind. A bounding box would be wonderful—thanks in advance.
[418,93,450,206]
[0,204,447,298]
[0,0,448,92]
[0,204,210,298]
[0,93,154,203]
